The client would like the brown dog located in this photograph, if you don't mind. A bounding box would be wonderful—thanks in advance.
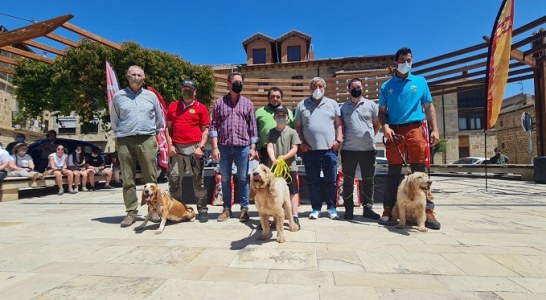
[391,172,432,232]
[250,164,299,243]
[135,183,196,234]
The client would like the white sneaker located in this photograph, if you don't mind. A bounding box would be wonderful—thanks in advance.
[308,210,319,219]
[327,208,339,220]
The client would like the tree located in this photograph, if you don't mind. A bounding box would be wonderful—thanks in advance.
[14,40,215,131]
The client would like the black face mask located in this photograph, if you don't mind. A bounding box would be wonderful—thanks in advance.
[350,88,362,98]
[231,82,243,94]
[268,103,280,110]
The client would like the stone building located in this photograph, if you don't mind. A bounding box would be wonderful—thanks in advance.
[216,30,501,164]
[495,94,537,164]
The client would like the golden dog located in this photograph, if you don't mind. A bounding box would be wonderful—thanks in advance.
[250,164,299,243]
[135,183,196,234]
[391,172,432,232]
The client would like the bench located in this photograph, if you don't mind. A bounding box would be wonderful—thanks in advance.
[0,173,143,202]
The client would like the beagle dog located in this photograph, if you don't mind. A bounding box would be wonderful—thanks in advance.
[135,183,196,234]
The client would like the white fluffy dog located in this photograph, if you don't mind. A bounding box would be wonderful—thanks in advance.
[250,164,299,243]
[391,172,432,232]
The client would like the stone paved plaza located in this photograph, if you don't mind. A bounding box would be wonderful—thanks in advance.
[1,176,546,299]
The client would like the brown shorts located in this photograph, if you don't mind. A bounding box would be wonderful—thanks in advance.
[386,122,427,164]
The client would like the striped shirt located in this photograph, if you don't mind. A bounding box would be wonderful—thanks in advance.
[209,94,258,146]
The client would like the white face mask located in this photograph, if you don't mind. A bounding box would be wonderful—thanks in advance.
[312,88,324,100]
[397,62,412,74]
[75,149,81,154]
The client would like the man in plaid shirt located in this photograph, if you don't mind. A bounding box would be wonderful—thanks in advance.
[210,72,258,223]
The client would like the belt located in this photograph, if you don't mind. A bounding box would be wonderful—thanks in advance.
[389,121,422,130]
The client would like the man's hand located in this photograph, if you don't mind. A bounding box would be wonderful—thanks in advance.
[212,148,220,161]
[249,148,257,160]
[331,141,341,152]
[299,143,311,153]
[193,147,204,160]
[168,145,177,157]
[430,130,439,146]
[383,127,395,142]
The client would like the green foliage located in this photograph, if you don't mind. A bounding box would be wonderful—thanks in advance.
[13,40,215,129]
[432,139,448,156]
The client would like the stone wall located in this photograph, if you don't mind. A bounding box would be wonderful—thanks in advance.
[495,105,537,164]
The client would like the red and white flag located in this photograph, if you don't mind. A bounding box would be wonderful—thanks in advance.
[422,116,431,168]
[147,86,169,170]
[105,61,119,113]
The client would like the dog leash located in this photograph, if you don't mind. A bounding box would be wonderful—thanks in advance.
[270,157,292,183]
[383,134,412,175]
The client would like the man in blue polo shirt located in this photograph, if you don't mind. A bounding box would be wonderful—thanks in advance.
[378,47,441,230]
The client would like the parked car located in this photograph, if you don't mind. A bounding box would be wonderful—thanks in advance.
[450,157,489,165]
[28,138,100,172]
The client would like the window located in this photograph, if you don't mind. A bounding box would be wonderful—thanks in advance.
[458,116,483,130]
[57,116,77,135]
[253,48,266,64]
[287,46,301,62]
[80,118,99,134]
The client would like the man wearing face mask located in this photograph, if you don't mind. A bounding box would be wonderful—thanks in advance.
[210,72,258,222]
[294,77,344,220]
[340,78,381,220]
[378,47,441,230]
[255,87,294,166]
[165,80,210,223]
[112,65,164,228]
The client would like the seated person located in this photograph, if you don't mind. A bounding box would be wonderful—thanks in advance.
[48,145,75,195]
[0,143,10,182]
[68,145,88,191]
[85,148,114,190]
[108,152,122,187]
[7,143,43,180]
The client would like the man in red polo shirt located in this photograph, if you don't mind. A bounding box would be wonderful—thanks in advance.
[166,80,210,222]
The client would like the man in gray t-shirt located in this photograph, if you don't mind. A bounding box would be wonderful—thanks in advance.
[340,78,381,220]
[295,77,343,220]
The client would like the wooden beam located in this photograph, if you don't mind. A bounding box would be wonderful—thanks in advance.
[482,35,536,67]
[0,46,53,64]
[0,55,17,65]
[0,66,16,75]
[45,32,78,48]
[0,14,73,48]
[61,22,122,50]
[22,40,65,56]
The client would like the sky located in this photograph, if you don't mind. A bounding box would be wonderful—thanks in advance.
[1,0,544,98]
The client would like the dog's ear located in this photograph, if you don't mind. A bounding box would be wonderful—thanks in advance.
[140,189,147,206]
[403,176,416,201]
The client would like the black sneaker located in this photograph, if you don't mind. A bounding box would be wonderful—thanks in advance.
[425,209,441,230]
[343,207,354,220]
[293,216,301,230]
[363,208,381,219]
[198,211,209,223]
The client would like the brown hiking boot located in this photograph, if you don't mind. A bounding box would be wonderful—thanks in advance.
[121,210,138,227]
[217,208,232,222]
[425,209,441,230]
[239,208,250,223]
[378,206,392,225]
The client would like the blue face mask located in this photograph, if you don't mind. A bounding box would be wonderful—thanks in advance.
[16,137,24,143]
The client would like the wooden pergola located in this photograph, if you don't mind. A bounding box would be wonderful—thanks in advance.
[411,16,546,156]
[0,14,121,75]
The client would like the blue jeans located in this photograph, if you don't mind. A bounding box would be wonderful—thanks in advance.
[302,149,338,211]
[218,145,250,210]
